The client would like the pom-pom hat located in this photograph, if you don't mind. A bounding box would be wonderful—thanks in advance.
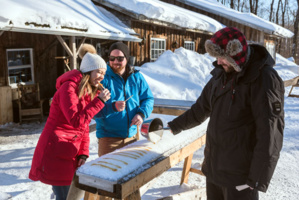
[79,44,106,73]
[205,27,249,72]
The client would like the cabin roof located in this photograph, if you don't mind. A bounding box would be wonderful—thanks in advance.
[94,0,225,34]
[0,0,141,42]
[175,0,293,38]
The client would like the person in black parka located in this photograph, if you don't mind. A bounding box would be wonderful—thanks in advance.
[168,27,284,200]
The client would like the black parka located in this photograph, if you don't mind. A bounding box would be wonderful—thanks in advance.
[168,44,284,192]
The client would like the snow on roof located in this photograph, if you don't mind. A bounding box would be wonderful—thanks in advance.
[97,0,225,33]
[180,0,294,38]
[0,0,141,42]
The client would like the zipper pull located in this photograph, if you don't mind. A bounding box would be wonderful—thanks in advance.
[232,89,236,100]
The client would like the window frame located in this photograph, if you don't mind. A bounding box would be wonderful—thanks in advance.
[184,41,195,51]
[150,38,166,62]
[265,41,276,61]
[6,48,35,88]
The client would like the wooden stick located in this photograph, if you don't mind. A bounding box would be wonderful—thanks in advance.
[125,95,133,102]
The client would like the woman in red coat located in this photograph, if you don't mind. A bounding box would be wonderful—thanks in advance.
[29,44,110,200]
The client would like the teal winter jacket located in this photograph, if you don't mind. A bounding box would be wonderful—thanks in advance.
[94,65,154,138]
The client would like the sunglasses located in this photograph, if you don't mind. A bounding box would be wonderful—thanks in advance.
[108,56,125,62]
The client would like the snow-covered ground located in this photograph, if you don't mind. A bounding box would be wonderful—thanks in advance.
[1,48,299,200]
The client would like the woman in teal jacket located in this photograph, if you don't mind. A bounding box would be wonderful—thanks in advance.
[94,42,154,156]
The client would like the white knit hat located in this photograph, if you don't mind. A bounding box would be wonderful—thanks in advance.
[80,52,106,73]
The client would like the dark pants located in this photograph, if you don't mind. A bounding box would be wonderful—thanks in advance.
[52,185,70,200]
[206,181,259,200]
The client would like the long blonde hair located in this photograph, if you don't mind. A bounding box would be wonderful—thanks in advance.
[78,73,98,100]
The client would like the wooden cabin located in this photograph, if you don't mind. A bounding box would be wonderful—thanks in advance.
[0,1,140,124]
[93,0,225,66]
[159,0,294,60]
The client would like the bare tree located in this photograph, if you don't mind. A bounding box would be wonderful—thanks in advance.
[281,0,288,27]
[236,0,241,11]
[277,0,289,54]
[230,0,235,9]
[255,0,259,14]
[292,0,299,62]
[249,0,259,14]
[276,0,282,24]
[269,0,276,21]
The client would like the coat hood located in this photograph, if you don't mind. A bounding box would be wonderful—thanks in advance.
[56,70,82,90]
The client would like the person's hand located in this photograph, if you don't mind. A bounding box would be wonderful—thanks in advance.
[98,89,110,102]
[115,101,126,111]
[78,158,86,167]
[130,114,143,126]
[167,124,173,133]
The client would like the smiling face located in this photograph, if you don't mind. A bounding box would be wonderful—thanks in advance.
[217,57,236,73]
[109,49,127,75]
[89,68,106,87]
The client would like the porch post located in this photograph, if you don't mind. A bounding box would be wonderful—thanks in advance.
[69,36,77,70]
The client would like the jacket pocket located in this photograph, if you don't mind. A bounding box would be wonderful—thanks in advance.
[53,133,82,160]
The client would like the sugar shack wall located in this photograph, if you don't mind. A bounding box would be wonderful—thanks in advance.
[0,31,60,122]
[0,32,59,99]
[93,3,211,66]
[129,20,210,66]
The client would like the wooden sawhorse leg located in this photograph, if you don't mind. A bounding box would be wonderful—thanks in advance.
[180,153,204,185]
[180,153,194,185]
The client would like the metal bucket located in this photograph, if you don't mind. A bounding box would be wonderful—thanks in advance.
[140,118,163,142]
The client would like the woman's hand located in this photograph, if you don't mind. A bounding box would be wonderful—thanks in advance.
[115,101,126,111]
[78,158,86,167]
[98,89,111,102]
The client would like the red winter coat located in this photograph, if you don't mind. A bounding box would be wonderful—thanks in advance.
[29,70,105,186]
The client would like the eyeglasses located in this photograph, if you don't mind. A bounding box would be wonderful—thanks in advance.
[108,56,125,62]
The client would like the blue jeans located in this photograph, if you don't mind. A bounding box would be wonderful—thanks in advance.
[52,185,70,200]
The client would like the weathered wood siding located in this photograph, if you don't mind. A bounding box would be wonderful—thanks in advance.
[0,31,59,100]
[93,3,211,66]
[129,20,210,65]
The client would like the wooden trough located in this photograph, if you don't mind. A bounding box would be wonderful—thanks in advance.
[77,98,206,200]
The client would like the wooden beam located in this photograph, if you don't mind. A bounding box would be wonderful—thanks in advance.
[56,35,73,57]
[0,31,4,37]
[189,167,204,176]
[76,37,87,56]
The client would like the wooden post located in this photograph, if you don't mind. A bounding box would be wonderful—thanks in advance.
[70,36,77,69]
[0,86,13,124]
[123,190,141,200]
[259,31,264,45]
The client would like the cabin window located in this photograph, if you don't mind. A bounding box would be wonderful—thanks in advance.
[6,48,35,87]
[184,41,195,51]
[150,38,166,61]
